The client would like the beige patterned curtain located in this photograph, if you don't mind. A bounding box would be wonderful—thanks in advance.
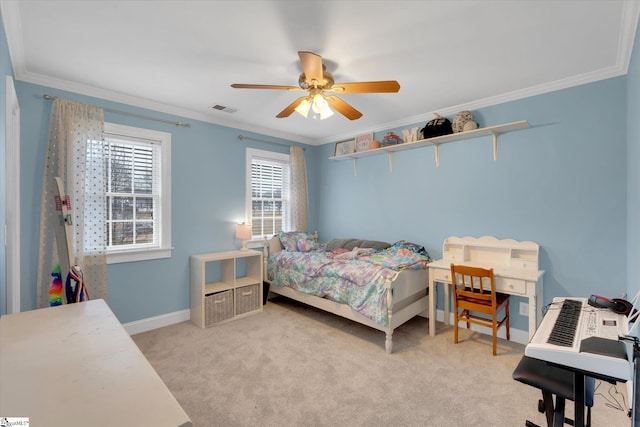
[36,98,107,307]
[288,146,308,231]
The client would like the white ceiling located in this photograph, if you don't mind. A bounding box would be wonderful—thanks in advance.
[2,0,639,145]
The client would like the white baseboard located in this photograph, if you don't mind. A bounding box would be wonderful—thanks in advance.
[124,307,529,344]
[420,309,529,345]
[123,309,190,335]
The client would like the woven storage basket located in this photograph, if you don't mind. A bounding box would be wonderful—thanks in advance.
[235,284,260,315]
[205,289,234,326]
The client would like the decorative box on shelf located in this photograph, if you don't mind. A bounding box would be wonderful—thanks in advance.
[355,132,374,152]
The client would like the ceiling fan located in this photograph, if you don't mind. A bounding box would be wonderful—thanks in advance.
[231,51,400,120]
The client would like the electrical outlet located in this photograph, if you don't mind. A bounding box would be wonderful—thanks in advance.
[519,302,529,316]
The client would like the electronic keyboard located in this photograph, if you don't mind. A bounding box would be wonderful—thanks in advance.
[525,297,633,381]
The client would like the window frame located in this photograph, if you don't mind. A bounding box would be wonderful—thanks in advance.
[245,148,290,241]
[104,122,172,264]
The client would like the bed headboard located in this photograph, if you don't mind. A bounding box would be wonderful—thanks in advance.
[260,235,282,282]
[261,231,318,281]
[263,231,318,255]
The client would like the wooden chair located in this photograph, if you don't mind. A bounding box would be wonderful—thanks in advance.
[450,264,510,355]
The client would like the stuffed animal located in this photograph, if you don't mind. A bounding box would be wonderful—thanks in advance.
[452,110,478,133]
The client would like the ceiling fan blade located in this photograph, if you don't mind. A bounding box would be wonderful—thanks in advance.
[298,51,323,86]
[325,96,363,120]
[331,81,400,94]
[276,96,308,118]
[231,83,300,91]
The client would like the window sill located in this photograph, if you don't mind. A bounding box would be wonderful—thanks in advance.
[107,247,173,264]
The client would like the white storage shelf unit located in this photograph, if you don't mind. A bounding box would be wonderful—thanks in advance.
[190,249,263,328]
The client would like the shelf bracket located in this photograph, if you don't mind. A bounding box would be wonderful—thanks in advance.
[353,158,358,176]
[492,132,498,161]
[434,144,440,167]
[388,152,394,173]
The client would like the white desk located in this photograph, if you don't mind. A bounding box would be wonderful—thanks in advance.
[0,299,192,427]
[427,236,544,339]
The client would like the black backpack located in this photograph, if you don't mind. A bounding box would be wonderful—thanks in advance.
[421,115,453,139]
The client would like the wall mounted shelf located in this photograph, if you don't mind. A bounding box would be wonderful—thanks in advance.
[329,120,530,174]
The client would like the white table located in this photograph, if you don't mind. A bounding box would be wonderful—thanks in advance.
[0,299,191,427]
[427,236,545,339]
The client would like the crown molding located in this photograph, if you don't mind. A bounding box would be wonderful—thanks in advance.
[4,0,638,147]
[619,0,640,74]
[320,63,628,146]
[1,0,25,76]
[291,2,640,146]
[1,0,311,144]
[16,69,316,145]
[18,52,629,147]
[23,58,627,148]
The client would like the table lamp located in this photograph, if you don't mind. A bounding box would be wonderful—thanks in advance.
[235,222,252,250]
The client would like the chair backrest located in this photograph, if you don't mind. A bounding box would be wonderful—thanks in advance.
[450,264,497,305]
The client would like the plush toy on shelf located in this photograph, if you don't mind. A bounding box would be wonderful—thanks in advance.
[452,110,479,133]
[381,131,402,146]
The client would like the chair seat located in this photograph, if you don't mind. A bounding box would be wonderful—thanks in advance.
[459,291,509,307]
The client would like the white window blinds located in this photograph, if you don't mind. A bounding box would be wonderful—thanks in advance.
[248,150,290,238]
[105,135,161,249]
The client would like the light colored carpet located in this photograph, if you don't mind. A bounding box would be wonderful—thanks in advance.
[132,297,631,426]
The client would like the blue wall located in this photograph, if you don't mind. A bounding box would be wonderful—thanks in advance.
[0,12,14,316]
[317,77,628,332]
[15,81,320,322]
[627,22,640,302]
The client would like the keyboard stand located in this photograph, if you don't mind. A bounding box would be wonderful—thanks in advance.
[632,346,640,426]
[561,363,622,427]
[575,373,586,427]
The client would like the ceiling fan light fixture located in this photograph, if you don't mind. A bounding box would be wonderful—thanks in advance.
[298,73,310,90]
[311,94,333,120]
[294,94,334,120]
[294,97,312,117]
[317,107,334,120]
[233,51,395,120]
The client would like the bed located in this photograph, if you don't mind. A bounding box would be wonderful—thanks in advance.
[261,232,432,353]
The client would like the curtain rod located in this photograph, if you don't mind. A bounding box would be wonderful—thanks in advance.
[43,94,191,128]
[238,134,305,150]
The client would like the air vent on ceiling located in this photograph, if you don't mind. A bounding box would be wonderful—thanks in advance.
[211,104,237,113]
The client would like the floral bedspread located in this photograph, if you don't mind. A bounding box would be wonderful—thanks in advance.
[358,241,432,270]
[267,241,431,325]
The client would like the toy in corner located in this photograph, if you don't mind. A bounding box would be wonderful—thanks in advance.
[65,265,89,303]
[48,264,64,306]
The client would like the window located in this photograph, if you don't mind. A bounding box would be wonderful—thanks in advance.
[246,148,290,239]
[104,123,172,263]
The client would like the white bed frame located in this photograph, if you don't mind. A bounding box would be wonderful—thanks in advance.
[261,236,431,354]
